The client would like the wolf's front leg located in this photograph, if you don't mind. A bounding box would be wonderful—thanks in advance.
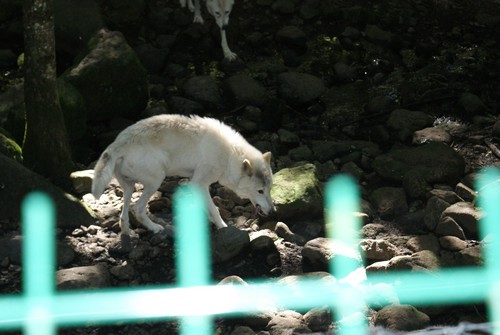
[193,0,204,23]
[220,29,237,60]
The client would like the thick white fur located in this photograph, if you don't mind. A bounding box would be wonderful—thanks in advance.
[92,114,274,235]
[179,0,237,60]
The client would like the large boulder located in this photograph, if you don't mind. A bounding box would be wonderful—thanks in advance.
[0,153,96,228]
[372,142,465,186]
[271,163,323,220]
[62,29,148,121]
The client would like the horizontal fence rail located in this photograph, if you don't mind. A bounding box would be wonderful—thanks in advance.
[0,168,498,334]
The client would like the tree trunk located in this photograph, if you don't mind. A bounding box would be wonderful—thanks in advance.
[23,0,74,190]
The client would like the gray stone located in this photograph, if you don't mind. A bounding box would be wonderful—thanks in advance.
[372,142,465,185]
[70,169,94,194]
[374,305,430,331]
[57,265,111,290]
[62,29,148,121]
[0,154,96,229]
[361,239,399,261]
[278,72,325,104]
[439,236,468,251]
[424,196,451,231]
[413,127,452,144]
[276,26,307,48]
[386,109,433,141]
[267,310,310,335]
[167,96,204,115]
[183,75,222,106]
[302,237,362,274]
[304,307,332,332]
[370,187,408,219]
[411,250,441,270]
[212,226,250,263]
[441,202,481,239]
[435,216,466,240]
[271,163,323,220]
[458,92,489,115]
[224,74,268,107]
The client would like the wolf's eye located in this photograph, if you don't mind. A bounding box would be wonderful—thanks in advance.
[215,11,221,16]
[258,190,264,194]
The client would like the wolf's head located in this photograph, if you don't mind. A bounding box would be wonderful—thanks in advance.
[206,0,234,30]
[235,151,276,217]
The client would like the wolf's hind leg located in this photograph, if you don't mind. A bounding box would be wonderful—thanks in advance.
[133,181,164,233]
[115,176,135,236]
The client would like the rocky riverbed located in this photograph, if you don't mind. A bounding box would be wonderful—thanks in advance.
[1,0,500,334]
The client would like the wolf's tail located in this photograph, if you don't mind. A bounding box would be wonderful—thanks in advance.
[92,149,117,199]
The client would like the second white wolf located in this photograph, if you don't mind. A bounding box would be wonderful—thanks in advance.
[92,114,275,235]
[179,0,237,60]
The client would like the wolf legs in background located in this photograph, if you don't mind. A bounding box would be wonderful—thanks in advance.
[180,0,238,60]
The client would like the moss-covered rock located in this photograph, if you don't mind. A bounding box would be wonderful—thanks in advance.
[271,163,323,220]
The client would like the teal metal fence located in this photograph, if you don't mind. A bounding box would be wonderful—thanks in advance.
[0,168,499,334]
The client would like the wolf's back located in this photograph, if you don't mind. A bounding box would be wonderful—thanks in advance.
[92,149,116,199]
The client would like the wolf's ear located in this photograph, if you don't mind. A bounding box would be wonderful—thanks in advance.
[242,159,253,176]
[263,151,272,163]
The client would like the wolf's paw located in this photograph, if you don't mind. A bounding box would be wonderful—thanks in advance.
[193,14,204,24]
[150,224,164,233]
[224,51,238,61]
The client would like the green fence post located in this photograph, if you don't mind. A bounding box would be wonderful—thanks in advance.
[21,192,56,335]
[174,185,213,335]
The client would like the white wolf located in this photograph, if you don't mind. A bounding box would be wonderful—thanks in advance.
[92,114,275,235]
[179,0,237,61]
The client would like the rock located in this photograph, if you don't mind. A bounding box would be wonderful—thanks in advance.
[271,0,296,14]
[230,326,255,335]
[374,305,430,331]
[364,25,401,49]
[54,0,104,55]
[424,196,451,231]
[278,72,326,104]
[454,182,476,202]
[274,222,305,245]
[333,62,357,82]
[406,234,440,254]
[276,26,307,49]
[134,43,168,74]
[224,74,268,107]
[0,154,96,228]
[302,237,362,274]
[212,226,250,263]
[110,262,136,280]
[372,142,465,185]
[288,145,314,161]
[441,202,481,239]
[386,109,434,141]
[458,92,489,115]
[70,169,94,194]
[439,236,468,251]
[413,126,452,144]
[360,239,399,261]
[62,29,148,121]
[167,96,204,115]
[435,216,466,240]
[267,310,311,335]
[57,265,111,290]
[411,250,440,270]
[370,187,408,219]
[271,163,323,220]
[182,75,222,107]
[303,307,332,332]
